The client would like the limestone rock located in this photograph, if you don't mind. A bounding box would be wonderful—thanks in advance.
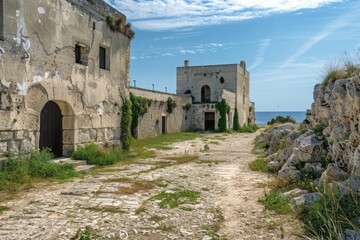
[283,188,308,198]
[290,192,320,207]
[342,229,360,240]
[320,163,350,183]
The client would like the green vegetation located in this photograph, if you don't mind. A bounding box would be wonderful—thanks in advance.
[154,188,200,209]
[216,99,230,132]
[71,226,100,240]
[248,155,268,172]
[166,97,177,114]
[267,116,296,125]
[0,205,10,213]
[322,51,359,87]
[182,103,191,111]
[72,143,125,166]
[105,15,135,39]
[300,186,360,239]
[233,108,241,131]
[156,224,174,231]
[260,190,292,214]
[237,124,259,133]
[130,93,152,138]
[120,98,132,150]
[0,150,77,192]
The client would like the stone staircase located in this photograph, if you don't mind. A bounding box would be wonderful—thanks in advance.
[51,157,96,172]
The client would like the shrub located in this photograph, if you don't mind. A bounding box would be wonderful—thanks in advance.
[238,124,258,133]
[0,150,77,192]
[233,108,241,131]
[267,115,296,125]
[72,144,125,166]
[121,98,132,150]
[300,185,360,239]
[216,99,230,132]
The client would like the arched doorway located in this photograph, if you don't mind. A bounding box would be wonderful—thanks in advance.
[201,85,211,102]
[40,101,63,157]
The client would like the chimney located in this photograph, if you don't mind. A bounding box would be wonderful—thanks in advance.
[184,60,189,67]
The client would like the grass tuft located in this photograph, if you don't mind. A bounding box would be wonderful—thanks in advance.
[248,156,268,172]
[260,190,292,214]
[153,188,200,209]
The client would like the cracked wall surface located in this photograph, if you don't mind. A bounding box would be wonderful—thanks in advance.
[0,0,131,156]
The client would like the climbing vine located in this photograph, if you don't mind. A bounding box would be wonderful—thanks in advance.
[120,97,132,150]
[216,99,230,132]
[166,97,177,114]
[182,103,191,111]
[130,93,152,138]
[233,108,241,131]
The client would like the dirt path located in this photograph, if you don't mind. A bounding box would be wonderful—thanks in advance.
[0,132,302,239]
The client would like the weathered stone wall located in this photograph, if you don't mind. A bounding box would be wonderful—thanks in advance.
[0,0,131,156]
[130,87,191,139]
[176,61,251,129]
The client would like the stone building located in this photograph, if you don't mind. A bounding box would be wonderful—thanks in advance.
[176,60,254,131]
[0,0,132,157]
[130,60,255,137]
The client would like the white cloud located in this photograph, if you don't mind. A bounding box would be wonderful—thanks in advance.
[105,0,344,30]
[280,6,360,68]
[248,39,271,70]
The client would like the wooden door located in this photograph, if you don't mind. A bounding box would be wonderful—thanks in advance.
[162,116,166,134]
[40,101,63,157]
[205,112,215,131]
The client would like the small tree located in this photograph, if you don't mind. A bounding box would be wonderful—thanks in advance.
[216,99,230,132]
[120,98,132,150]
[233,108,240,131]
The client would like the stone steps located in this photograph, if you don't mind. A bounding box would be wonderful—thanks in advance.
[51,157,96,172]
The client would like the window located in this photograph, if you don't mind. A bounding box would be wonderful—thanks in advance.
[0,0,3,41]
[75,42,88,65]
[99,46,110,70]
[201,85,211,103]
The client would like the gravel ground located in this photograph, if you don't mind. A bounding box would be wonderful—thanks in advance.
[0,132,302,240]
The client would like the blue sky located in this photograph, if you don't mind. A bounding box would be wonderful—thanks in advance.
[106,0,360,111]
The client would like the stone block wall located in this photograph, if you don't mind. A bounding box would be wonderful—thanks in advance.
[130,88,191,139]
[0,0,131,156]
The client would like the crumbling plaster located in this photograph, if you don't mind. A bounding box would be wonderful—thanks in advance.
[0,0,131,156]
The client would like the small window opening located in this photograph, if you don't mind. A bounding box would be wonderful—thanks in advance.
[99,46,110,70]
[220,76,225,84]
[201,85,211,103]
[75,42,89,65]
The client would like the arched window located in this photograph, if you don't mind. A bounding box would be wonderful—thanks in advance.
[201,85,211,103]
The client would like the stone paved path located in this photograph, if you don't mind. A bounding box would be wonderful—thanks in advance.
[0,132,302,239]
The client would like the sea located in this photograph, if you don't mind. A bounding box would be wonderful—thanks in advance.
[255,111,307,126]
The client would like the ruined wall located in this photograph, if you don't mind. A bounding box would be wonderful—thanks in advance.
[0,0,131,156]
[176,61,250,129]
[130,88,191,139]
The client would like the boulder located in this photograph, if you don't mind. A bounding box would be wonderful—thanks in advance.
[283,188,308,198]
[290,192,320,208]
[320,163,350,183]
[342,229,360,240]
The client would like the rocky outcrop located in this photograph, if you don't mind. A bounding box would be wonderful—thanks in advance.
[257,74,360,187]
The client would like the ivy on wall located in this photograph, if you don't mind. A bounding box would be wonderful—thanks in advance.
[120,97,132,150]
[233,108,241,131]
[130,93,152,138]
[166,97,177,114]
[216,99,230,132]
[183,103,191,111]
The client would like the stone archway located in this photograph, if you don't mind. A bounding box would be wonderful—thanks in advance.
[26,83,76,157]
[201,85,211,103]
